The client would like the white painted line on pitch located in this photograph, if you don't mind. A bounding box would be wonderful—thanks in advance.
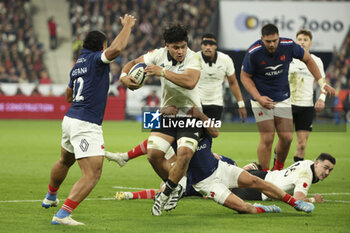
[324,199,350,204]
[310,192,350,196]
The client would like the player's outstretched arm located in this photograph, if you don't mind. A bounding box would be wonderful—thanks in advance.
[294,191,323,203]
[104,14,136,61]
[302,51,335,97]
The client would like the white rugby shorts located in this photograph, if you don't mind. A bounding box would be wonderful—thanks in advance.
[192,160,244,205]
[251,98,292,122]
[61,116,105,159]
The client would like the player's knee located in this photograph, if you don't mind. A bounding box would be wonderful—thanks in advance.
[261,133,274,146]
[249,176,263,189]
[280,133,293,145]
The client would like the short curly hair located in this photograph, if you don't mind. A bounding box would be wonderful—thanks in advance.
[83,30,107,52]
[163,24,188,44]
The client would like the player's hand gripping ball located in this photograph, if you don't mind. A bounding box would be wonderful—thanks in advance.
[128,63,148,86]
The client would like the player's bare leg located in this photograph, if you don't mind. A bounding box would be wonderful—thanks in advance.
[168,146,193,183]
[51,156,104,225]
[147,132,173,180]
[42,147,75,208]
[273,117,293,170]
[223,193,281,214]
[256,120,275,171]
[295,130,310,160]
[50,147,76,187]
[147,149,171,181]
[67,156,104,202]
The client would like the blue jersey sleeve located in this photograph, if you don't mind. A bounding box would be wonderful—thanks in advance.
[68,79,73,88]
[241,52,255,75]
[292,42,305,60]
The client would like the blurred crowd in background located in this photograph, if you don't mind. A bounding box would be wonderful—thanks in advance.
[69,0,218,86]
[0,0,51,85]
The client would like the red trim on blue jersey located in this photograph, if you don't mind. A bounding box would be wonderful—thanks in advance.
[248,44,262,54]
[280,39,293,44]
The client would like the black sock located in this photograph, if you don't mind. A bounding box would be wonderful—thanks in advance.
[294,156,304,162]
[163,179,177,196]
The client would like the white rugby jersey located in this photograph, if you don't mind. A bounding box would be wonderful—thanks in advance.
[262,160,315,200]
[197,51,235,106]
[288,54,325,106]
[144,47,201,116]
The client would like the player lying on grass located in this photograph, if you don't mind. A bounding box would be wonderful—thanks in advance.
[106,108,314,215]
[114,151,237,201]
[114,153,334,204]
[232,153,335,203]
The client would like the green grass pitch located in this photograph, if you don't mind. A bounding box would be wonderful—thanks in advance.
[0,120,349,233]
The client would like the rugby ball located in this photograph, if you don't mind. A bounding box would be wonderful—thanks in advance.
[128,63,148,86]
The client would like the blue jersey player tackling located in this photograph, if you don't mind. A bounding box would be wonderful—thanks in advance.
[41,14,136,226]
[241,24,335,172]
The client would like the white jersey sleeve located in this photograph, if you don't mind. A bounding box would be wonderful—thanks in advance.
[224,54,235,77]
[185,52,201,71]
[143,48,163,65]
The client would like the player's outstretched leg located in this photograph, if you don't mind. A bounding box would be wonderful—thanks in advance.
[115,192,133,200]
[164,184,184,211]
[105,151,129,167]
[293,200,314,213]
[253,203,282,213]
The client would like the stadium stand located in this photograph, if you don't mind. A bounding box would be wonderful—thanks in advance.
[0,0,49,85]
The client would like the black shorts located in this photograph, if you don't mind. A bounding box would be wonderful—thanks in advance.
[230,170,267,201]
[151,116,204,142]
[202,105,223,121]
[292,105,314,132]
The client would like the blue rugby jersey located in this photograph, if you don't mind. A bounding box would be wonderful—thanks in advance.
[66,49,110,125]
[242,37,304,102]
[171,137,237,194]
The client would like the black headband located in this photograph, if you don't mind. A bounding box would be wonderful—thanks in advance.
[201,40,217,45]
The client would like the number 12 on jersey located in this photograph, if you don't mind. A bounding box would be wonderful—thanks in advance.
[73,77,84,102]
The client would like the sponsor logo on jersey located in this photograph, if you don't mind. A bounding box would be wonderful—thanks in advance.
[264,64,284,76]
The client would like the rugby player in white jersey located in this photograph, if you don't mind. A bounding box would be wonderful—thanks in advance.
[289,29,329,162]
[41,14,136,225]
[233,153,335,203]
[120,24,208,216]
[197,33,247,121]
